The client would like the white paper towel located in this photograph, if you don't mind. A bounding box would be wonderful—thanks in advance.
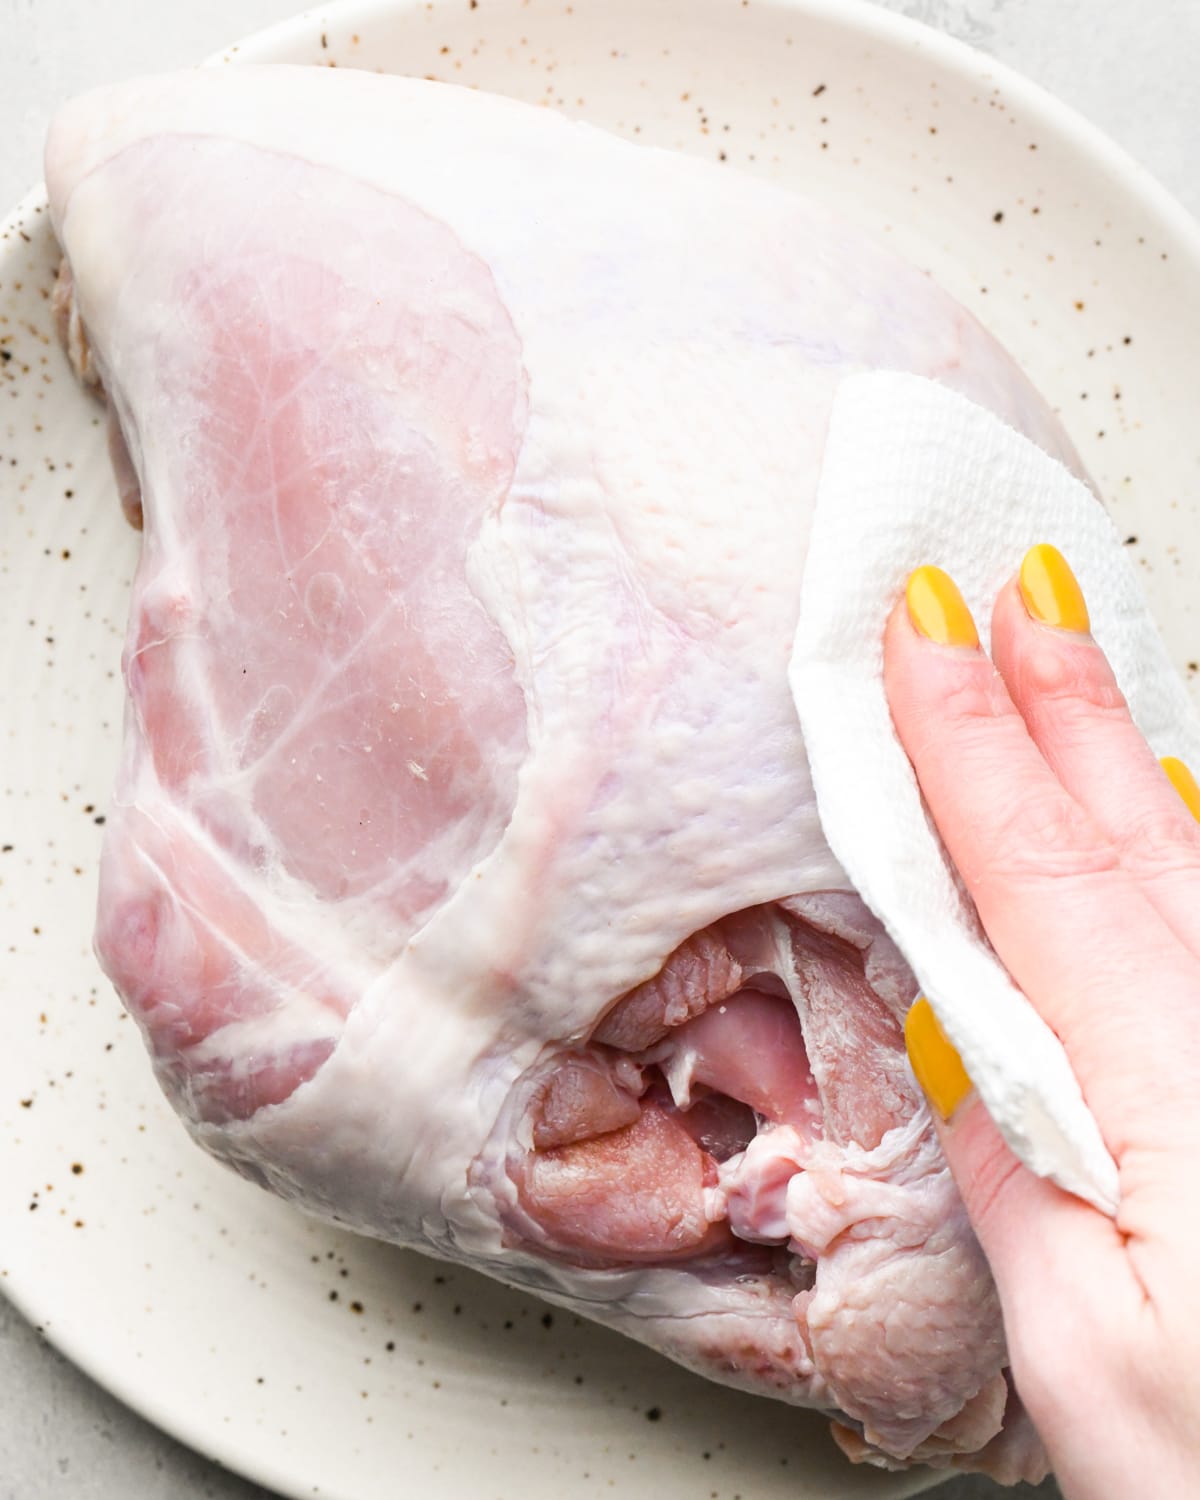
[791,371,1200,1217]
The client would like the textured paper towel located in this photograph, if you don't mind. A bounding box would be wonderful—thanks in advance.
[791,371,1200,1216]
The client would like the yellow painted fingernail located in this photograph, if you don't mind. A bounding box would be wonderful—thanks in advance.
[905,997,973,1121]
[1162,757,1200,822]
[906,566,980,648]
[1019,543,1091,632]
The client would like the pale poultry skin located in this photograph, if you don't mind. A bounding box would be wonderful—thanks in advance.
[45,65,1076,1481]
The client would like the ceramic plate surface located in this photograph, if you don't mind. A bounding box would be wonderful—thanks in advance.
[3,1,1199,1497]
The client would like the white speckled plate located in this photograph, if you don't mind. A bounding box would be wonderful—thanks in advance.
[3,2,1199,1497]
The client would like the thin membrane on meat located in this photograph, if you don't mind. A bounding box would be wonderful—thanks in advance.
[44,65,1077,1482]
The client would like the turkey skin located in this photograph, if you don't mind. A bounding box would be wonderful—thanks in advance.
[45,64,1076,1481]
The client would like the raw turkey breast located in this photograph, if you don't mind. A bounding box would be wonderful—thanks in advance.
[46,64,1072,1482]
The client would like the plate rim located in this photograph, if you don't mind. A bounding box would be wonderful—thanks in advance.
[9,0,1199,263]
[225,0,1200,258]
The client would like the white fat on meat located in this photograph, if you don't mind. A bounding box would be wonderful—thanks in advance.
[44,64,1072,1481]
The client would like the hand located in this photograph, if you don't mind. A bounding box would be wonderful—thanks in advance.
[883,545,1200,1499]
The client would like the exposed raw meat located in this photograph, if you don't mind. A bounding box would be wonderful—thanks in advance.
[45,65,1075,1482]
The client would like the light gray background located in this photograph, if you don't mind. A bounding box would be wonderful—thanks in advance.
[3,0,1198,1496]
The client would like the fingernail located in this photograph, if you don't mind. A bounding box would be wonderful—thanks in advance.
[906,566,980,647]
[1019,543,1091,632]
[905,997,972,1121]
[1161,756,1200,822]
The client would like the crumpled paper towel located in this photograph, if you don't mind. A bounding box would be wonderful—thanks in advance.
[791,371,1200,1217]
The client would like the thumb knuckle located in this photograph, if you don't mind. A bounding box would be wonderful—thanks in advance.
[956,1124,1029,1244]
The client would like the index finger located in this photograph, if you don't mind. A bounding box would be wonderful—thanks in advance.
[883,568,1200,1147]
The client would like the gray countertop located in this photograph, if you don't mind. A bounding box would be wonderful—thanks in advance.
[2,1,1197,1496]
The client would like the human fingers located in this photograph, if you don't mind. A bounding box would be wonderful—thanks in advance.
[904,997,1122,1299]
[884,568,1200,1143]
[902,1002,1135,1440]
[989,544,1200,957]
